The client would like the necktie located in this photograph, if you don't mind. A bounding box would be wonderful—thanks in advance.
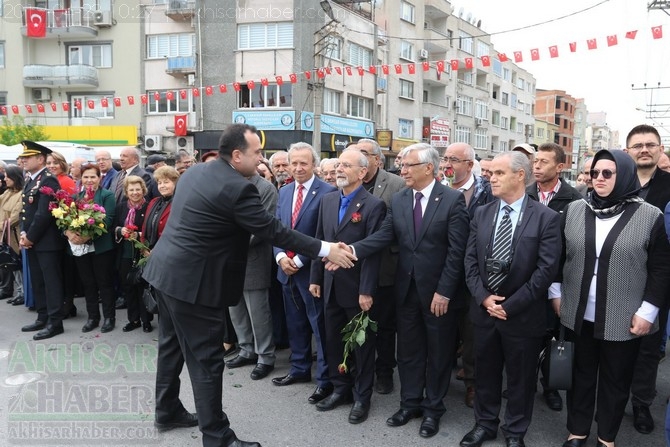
[291,184,304,228]
[488,205,513,293]
[115,170,127,202]
[338,196,351,224]
[413,191,423,238]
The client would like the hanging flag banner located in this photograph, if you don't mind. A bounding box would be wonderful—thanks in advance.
[174,114,188,136]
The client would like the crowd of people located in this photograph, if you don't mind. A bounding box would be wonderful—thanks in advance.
[2,123,669,447]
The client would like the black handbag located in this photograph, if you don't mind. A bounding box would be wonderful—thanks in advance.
[0,220,21,271]
[545,325,574,390]
[142,285,158,314]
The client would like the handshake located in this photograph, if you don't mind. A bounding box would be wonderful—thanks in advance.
[325,242,356,270]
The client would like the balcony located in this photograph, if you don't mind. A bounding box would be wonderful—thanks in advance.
[23,64,99,88]
[21,7,98,38]
[424,0,451,19]
[165,1,196,20]
[423,25,450,53]
[166,56,197,76]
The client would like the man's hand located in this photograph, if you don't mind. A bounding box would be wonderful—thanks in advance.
[430,293,449,317]
[19,234,33,249]
[483,295,507,320]
[279,257,299,276]
[359,294,373,311]
[326,242,356,269]
[309,284,321,298]
[551,298,561,316]
[630,314,653,336]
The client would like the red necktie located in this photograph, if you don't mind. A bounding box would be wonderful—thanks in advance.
[291,184,304,228]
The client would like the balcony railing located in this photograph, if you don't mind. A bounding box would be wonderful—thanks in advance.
[165,1,196,19]
[22,7,98,37]
[166,56,197,75]
[23,64,99,88]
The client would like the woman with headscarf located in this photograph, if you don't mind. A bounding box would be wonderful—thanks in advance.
[557,150,670,447]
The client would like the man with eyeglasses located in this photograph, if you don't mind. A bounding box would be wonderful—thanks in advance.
[624,124,670,435]
[95,150,118,190]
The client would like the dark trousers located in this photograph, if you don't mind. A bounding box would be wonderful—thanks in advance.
[631,302,669,406]
[155,288,237,447]
[325,287,375,404]
[118,258,152,324]
[473,324,543,437]
[457,301,476,387]
[369,284,396,378]
[566,322,641,442]
[397,281,458,419]
[269,264,288,347]
[27,249,64,327]
[74,250,116,321]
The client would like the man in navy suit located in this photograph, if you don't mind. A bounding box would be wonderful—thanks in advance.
[460,152,561,447]
[348,143,470,438]
[309,149,386,424]
[271,142,337,405]
[96,149,118,190]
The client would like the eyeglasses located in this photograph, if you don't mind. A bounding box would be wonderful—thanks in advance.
[359,151,378,157]
[628,142,660,151]
[590,169,616,179]
[400,162,428,169]
[334,162,363,169]
[442,157,472,164]
[95,157,111,162]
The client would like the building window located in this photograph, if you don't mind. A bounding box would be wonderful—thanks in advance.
[348,43,372,67]
[475,100,488,120]
[510,93,518,108]
[0,42,5,68]
[501,92,509,106]
[68,43,112,68]
[237,22,293,50]
[474,128,488,149]
[491,110,500,126]
[500,116,509,129]
[147,34,195,58]
[400,40,414,61]
[238,84,292,108]
[537,127,545,138]
[499,141,508,152]
[458,30,473,54]
[323,89,341,114]
[454,126,471,144]
[398,118,413,138]
[476,41,489,58]
[492,58,502,77]
[517,100,524,112]
[71,94,114,119]
[502,68,510,81]
[0,91,7,105]
[400,1,415,24]
[457,96,473,116]
[516,122,524,133]
[147,90,193,114]
[517,77,525,90]
[399,79,414,99]
[324,36,342,60]
[347,94,372,119]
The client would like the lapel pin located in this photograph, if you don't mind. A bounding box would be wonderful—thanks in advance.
[434,197,439,201]
[311,191,316,195]
[356,203,361,207]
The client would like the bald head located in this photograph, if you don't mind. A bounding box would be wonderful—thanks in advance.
[119,147,140,170]
[95,150,113,174]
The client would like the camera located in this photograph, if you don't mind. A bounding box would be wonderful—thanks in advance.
[486,258,510,275]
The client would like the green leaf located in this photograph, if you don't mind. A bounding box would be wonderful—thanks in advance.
[368,320,378,333]
[355,330,366,347]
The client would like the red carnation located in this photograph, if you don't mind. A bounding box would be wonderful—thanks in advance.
[351,212,362,223]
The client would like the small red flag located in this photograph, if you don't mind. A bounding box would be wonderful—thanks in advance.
[101,97,109,107]
[75,100,82,110]
[303,71,311,80]
[481,55,491,67]
[84,100,92,110]
[137,95,145,105]
[275,76,283,85]
[587,39,597,50]
[549,45,559,58]
[436,60,445,72]
[153,91,161,101]
[607,35,618,46]
[26,8,47,38]
[450,59,459,71]
[219,84,228,93]
[407,64,416,74]
[357,66,365,76]
[394,64,402,74]
[50,102,57,111]
[166,91,174,100]
[174,114,187,136]
[514,51,523,63]
[205,86,214,95]
[422,61,430,71]
[62,102,70,111]
[192,88,200,97]
[179,90,187,99]
[317,68,325,78]
[11,105,19,114]
[289,73,297,83]
[369,65,376,74]
[260,78,269,87]
[246,81,255,90]
[25,105,33,114]
[233,82,241,92]
[0,106,6,115]
[345,66,352,76]
[113,97,121,107]
[334,67,342,75]
[465,58,473,69]
[530,49,540,61]
[652,25,663,39]
[325,67,331,75]
[569,42,577,52]
[625,30,637,39]
[498,53,508,62]
[37,103,45,113]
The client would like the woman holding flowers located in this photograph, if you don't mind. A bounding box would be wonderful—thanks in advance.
[63,164,116,333]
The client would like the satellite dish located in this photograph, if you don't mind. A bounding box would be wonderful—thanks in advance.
[458,7,464,18]
[466,12,472,22]
[471,16,477,25]
[477,19,482,27]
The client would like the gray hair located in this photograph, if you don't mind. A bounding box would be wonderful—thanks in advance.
[288,142,320,166]
[269,151,288,165]
[463,144,476,161]
[494,151,532,184]
[404,143,440,177]
[357,138,381,155]
[379,152,386,165]
[320,158,337,170]
[342,148,369,168]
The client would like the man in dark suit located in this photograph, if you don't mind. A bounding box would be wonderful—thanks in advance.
[111,147,157,202]
[142,124,356,447]
[271,143,336,405]
[18,141,67,340]
[95,149,118,190]
[624,124,670,434]
[349,139,405,395]
[460,152,561,447]
[309,149,386,424]
[348,143,470,439]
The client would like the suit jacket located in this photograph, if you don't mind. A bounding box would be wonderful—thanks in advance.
[142,160,322,308]
[465,197,561,337]
[245,174,278,291]
[111,166,157,200]
[273,176,336,285]
[100,168,118,190]
[310,187,386,308]
[21,168,65,252]
[352,181,470,308]
[141,196,173,247]
[526,178,583,215]
[643,167,670,212]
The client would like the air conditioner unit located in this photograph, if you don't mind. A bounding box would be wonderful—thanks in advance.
[475,118,483,126]
[93,10,112,27]
[176,135,194,151]
[32,88,51,101]
[420,49,429,60]
[144,135,162,152]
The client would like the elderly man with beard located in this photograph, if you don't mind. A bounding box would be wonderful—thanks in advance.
[269,151,291,188]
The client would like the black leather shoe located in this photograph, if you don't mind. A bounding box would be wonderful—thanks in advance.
[543,389,563,411]
[308,384,334,404]
[348,401,369,424]
[143,322,153,333]
[226,355,257,369]
[82,319,99,333]
[562,437,588,447]
[250,364,274,380]
[375,375,394,394]
[386,408,423,427]
[12,297,25,306]
[115,297,127,309]
[315,392,353,411]
[226,439,262,447]
[100,318,115,333]
[505,437,525,447]
[122,321,142,332]
[633,405,654,434]
[22,320,46,332]
[271,373,311,386]
[419,416,440,438]
[62,305,77,319]
[595,442,608,447]
[6,296,17,304]
[154,411,198,432]
[33,325,64,341]
[460,424,497,447]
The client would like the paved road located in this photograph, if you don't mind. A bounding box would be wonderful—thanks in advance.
[0,298,667,446]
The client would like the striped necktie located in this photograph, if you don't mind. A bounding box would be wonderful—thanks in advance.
[487,205,513,292]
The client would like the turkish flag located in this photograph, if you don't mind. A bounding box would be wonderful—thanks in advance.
[25,105,33,114]
[481,55,491,67]
[569,42,577,52]
[179,90,187,99]
[87,99,94,109]
[139,95,147,105]
[129,96,137,105]
[334,67,342,75]
[408,64,416,74]
[174,114,187,136]
[246,80,255,90]
[289,73,297,83]
[260,78,269,86]
[303,71,311,80]
[113,97,121,107]
[325,67,331,75]
[368,65,376,74]
[50,102,57,111]
[11,105,19,114]
[549,45,559,58]
[219,84,228,92]
[587,39,597,50]
[75,100,82,110]
[37,103,45,113]
[652,25,663,39]
[101,97,108,107]
[607,35,618,46]
[381,65,389,75]
[357,66,365,76]
[498,53,508,62]
[153,91,161,101]
[465,58,473,69]
[62,102,70,111]
[422,61,430,71]
[26,8,47,38]
[394,64,402,74]
[625,30,637,39]
[166,91,174,100]
[436,60,445,72]
[192,88,200,97]
[450,60,459,71]
[514,51,523,63]
[0,106,6,115]
[345,66,352,76]
[205,86,214,95]
[275,76,283,85]
[233,82,241,92]
[530,49,540,61]
[317,68,325,78]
